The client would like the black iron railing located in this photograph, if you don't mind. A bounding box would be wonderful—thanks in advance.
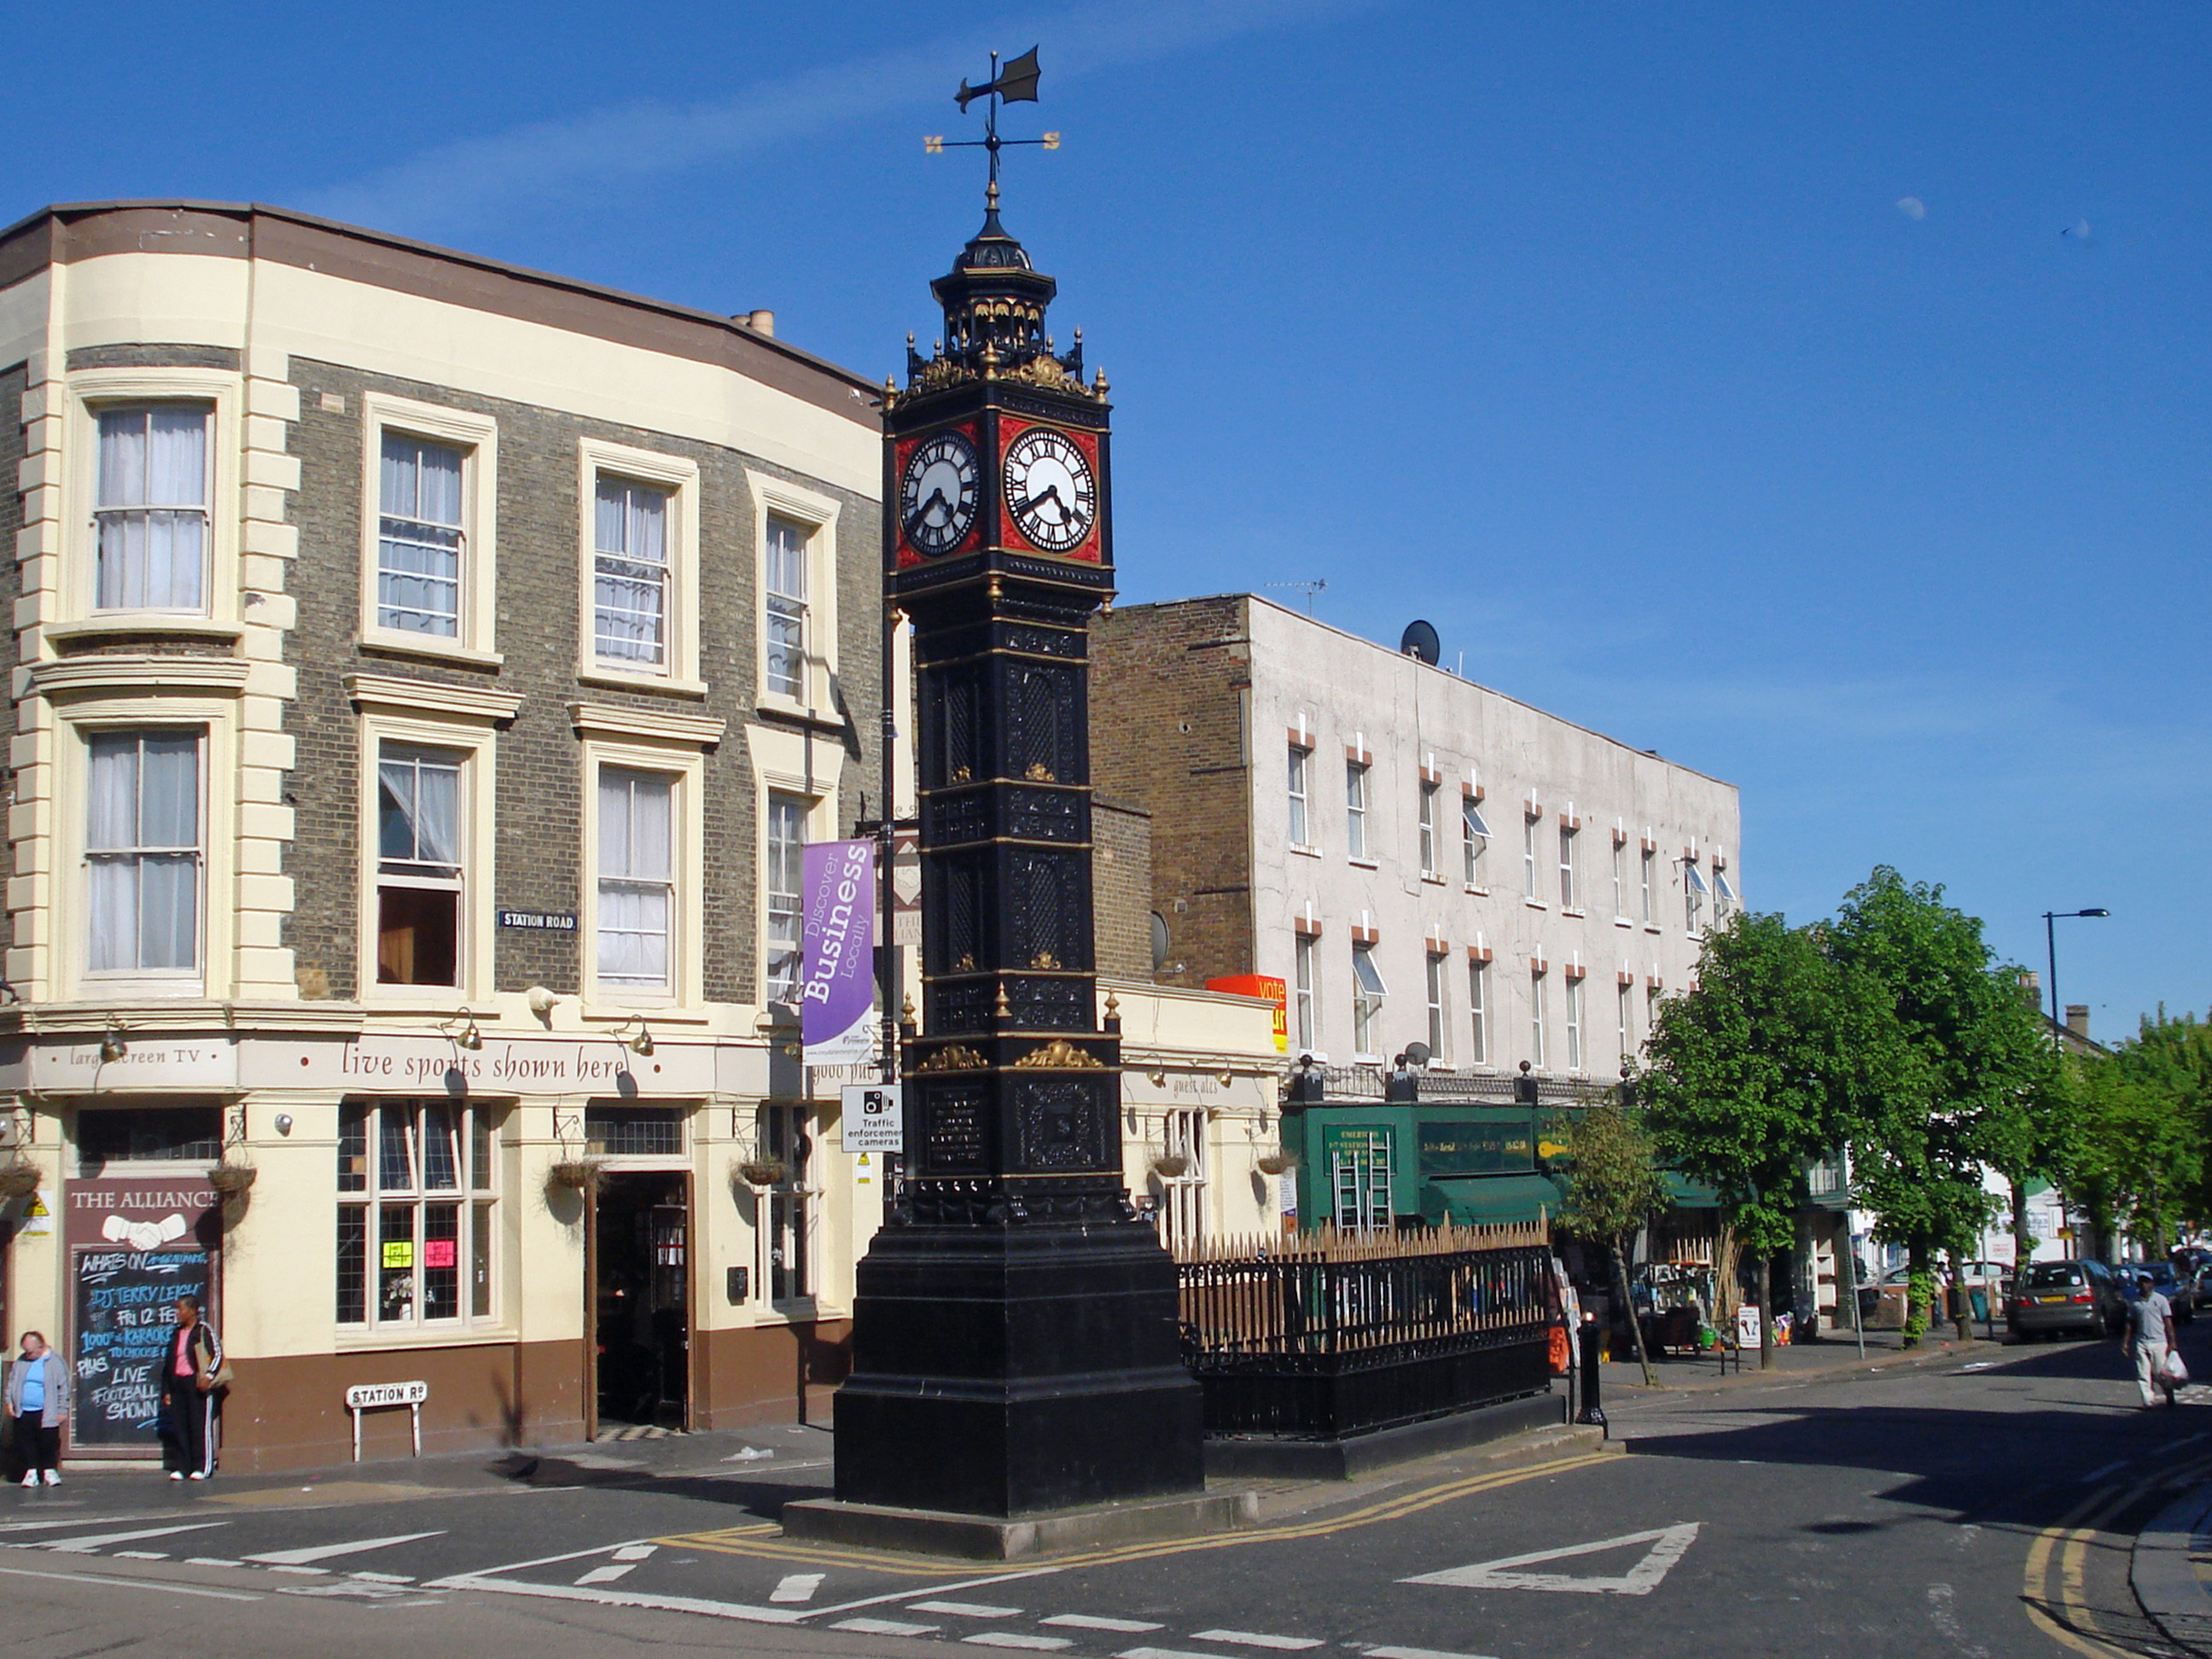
[1176,1233,1556,1440]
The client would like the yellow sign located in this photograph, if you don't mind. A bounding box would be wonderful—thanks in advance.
[381,1239,415,1270]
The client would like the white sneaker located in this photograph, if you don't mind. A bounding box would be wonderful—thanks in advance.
[17,1472,33,1488]
[40,1470,59,1486]
[187,1470,207,1481]
[168,1470,184,1481]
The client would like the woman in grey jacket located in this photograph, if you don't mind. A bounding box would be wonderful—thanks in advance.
[5,1330,68,1486]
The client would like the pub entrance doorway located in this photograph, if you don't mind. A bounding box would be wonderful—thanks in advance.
[591,1172,690,1432]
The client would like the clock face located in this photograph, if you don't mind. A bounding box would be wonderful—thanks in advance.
[1002,427,1097,554]
[899,430,981,556]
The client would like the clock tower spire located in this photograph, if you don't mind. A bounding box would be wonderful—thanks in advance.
[820,55,1207,1528]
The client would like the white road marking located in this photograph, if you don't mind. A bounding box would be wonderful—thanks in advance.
[809,1569,1057,1620]
[613,1545,658,1563]
[352,1571,415,1583]
[1402,1522,1701,1596]
[428,1575,799,1622]
[0,1516,138,1534]
[1192,1632,1322,1650]
[246,1530,446,1567]
[836,1618,941,1636]
[1365,1646,1504,1659]
[1043,1615,1166,1633]
[963,1634,1072,1650]
[1120,1647,1254,1659]
[913,1600,1026,1617]
[39,1523,227,1554]
[186,1557,242,1568]
[772,1572,825,1604]
[264,1565,329,1576]
[112,1551,169,1561]
[577,1564,637,1585]
[0,1563,261,1601]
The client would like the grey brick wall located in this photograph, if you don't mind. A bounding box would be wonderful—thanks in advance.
[64,345,241,372]
[0,362,23,963]
[1092,795,1153,981]
[282,359,882,1004]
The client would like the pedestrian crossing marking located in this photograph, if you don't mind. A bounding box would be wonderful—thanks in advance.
[1402,1522,1701,1596]
[40,1523,226,1554]
[1192,1632,1322,1650]
[246,1529,445,1567]
[772,1571,825,1603]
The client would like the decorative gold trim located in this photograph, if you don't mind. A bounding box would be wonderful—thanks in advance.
[1024,762,1056,782]
[1013,1039,1103,1069]
[913,1044,988,1074]
[1030,952,1060,969]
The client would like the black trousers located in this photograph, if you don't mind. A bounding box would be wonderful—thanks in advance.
[12,1417,59,1475]
[160,1382,217,1476]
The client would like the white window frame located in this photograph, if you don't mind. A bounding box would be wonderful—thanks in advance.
[1685,860,1708,934]
[81,727,206,987]
[747,471,841,715]
[1345,761,1369,859]
[1523,815,1540,898]
[336,1098,503,1339]
[1424,951,1447,1062]
[1612,839,1627,918]
[1468,957,1489,1066]
[1558,824,1579,911]
[578,438,702,695]
[1417,781,1439,875]
[1462,796,1490,888]
[1530,967,1548,1068]
[359,393,500,665]
[757,1102,819,1308]
[1157,1105,1209,1245]
[1564,975,1585,1073]
[1351,942,1386,1062]
[51,692,239,1000]
[1294,933,1318,1052]
[583,741,706,1008]
[1617,980,1633,1065]
[63,368,242,628]
[1287,743,1312,848]
[764,789,816,1007]
[1640,846,1656,923]
[356,706,499,1003]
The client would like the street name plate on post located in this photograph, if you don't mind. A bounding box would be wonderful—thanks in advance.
[346,1380,428,1409]
[841,1083,905,1151]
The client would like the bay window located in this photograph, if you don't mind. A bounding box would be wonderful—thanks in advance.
[95,405,211,612]
[86,729,202,975]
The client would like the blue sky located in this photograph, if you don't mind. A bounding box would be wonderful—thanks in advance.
[11,3,2207,1035]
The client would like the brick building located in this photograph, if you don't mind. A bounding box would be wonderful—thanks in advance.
[0,201,885,1469]
[1093,596,1743,1090]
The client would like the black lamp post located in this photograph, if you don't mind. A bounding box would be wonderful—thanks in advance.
[2040,909,2110,1054]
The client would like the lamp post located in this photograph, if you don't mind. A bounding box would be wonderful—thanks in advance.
[2040,909,2110,1054]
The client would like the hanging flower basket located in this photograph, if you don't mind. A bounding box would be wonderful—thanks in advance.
[0,1159,43,1199]
[208,1161,259,1196]
[735,1155,788,1189]
[549,1157,608,1192]
[1256,1152,1299,1177]
[1150,1152,1192,1179]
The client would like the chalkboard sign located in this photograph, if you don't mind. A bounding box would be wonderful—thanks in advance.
[72,1247,212,1447]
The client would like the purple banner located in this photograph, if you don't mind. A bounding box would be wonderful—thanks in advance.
[801,839,876,1066]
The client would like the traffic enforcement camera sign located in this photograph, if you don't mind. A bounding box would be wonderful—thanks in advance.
[841,1083,905,1152]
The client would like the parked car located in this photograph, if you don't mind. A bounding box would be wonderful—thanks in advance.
[2009,1259,2127,1341]
[2192,1265,2212,1315]
[2129,1262,2197,1325]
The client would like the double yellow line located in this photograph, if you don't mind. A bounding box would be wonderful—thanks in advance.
[658,1447,1621,1575]
[2022,1450,2212,1657]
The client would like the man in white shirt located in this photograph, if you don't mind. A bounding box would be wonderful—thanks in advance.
[2126,1272,2179,1408]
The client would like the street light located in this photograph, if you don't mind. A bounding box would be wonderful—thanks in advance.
[2040,908,2110,1054]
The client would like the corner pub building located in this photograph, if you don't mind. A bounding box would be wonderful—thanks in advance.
[0,201,888,1470]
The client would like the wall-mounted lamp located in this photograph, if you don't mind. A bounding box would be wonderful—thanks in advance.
[445,1010,483,1051]
[274,1113,294,1137]
[1217,1068,1236,1087]
[615,1016,655,1057]
[98,1024,127,1063]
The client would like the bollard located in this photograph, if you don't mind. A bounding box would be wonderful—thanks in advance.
[1576,1319,1606,1431]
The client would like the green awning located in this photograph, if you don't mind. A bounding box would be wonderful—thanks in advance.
[1664,1173,1722,1208]
[1422,1173,1566,1227]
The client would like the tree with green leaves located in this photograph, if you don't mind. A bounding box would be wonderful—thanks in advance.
[2072,1010,2212,1254]
[1640,911,1911,1368]
[1825,869,2053,1344]
[1557,1102,1670,1388]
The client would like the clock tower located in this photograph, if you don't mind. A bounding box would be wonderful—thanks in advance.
[826,180,1206,1518]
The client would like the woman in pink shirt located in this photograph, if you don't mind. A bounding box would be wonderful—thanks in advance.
[158,1296,224,1481]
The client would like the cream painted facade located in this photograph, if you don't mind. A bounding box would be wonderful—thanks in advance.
[0,203,886,1469]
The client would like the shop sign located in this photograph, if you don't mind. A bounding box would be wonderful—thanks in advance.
[499,910,577,931]
[0,1036,240,1092]
[1418,1120,1535,1177]
[66,1176,222,1249]
[247,1031,719,1096]
[73,1246,212,1445]
[346,1380,428,1409]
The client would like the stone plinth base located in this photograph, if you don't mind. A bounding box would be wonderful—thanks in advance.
[1201,1390,1569,1481]
[781,1488,1257,1561]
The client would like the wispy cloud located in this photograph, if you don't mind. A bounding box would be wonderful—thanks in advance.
[305,0,1377,237]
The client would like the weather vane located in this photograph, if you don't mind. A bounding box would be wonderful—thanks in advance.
[925,47,1059,211]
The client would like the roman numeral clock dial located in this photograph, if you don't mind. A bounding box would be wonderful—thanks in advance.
[1002,427,1097,553]
[900,430,981,556]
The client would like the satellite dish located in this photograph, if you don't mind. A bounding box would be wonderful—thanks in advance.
[1403,1040,1433,1068]
[1400,620,1441,665]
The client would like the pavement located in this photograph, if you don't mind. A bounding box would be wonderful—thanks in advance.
[11,1328,2212,1657]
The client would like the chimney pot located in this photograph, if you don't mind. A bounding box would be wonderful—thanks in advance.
[2065,1004,2090,1039]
